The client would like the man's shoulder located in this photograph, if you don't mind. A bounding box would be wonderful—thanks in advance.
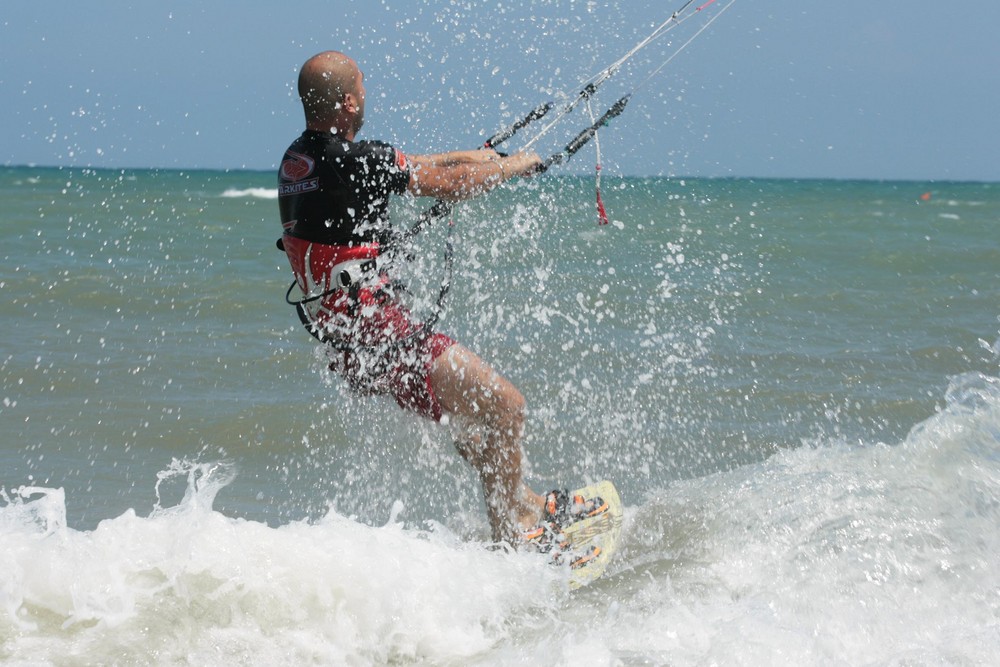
[281,132,408,189]
[286,131,398,156]
[354,139,409,176]
[353,138,400,157]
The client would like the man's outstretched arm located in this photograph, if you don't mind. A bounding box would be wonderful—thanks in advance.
[406,149,541,201]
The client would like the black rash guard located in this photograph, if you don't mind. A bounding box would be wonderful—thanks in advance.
[278,130,411,246]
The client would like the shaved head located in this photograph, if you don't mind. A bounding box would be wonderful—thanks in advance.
[298,51,365,135]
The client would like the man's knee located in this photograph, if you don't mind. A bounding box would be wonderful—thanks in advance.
[482,378,524,435]
[503,387,526,434]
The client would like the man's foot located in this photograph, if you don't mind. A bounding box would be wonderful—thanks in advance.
[520,488,609,567]
[543,489,609,527]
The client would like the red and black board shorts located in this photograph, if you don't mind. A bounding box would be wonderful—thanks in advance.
[322,285,456,422]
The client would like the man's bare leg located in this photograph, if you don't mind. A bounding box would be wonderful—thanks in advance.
[429,343,545,544]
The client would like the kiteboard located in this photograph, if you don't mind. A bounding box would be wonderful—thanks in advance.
[557,480,624,589]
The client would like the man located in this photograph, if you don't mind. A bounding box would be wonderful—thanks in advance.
[278,51,596,546]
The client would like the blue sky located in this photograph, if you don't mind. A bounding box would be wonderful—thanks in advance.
[2,1,997,181]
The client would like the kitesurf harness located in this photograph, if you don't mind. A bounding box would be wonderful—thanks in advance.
[280,0,737,350]
[278,232,453,351]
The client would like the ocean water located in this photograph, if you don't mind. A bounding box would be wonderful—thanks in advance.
[1,166,998,665]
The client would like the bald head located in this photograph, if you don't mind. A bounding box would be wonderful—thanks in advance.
[298,51,365,136]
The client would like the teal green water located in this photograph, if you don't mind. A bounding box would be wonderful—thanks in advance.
[1,166,999,664]
[2,167,997,523]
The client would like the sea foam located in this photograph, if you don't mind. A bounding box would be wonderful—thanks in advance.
[220,187,277,199]
[0,460,560,665]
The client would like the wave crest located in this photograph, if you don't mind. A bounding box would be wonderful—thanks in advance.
[221,187,277,199]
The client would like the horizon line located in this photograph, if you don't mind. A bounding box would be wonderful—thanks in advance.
[3,163,996,186]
